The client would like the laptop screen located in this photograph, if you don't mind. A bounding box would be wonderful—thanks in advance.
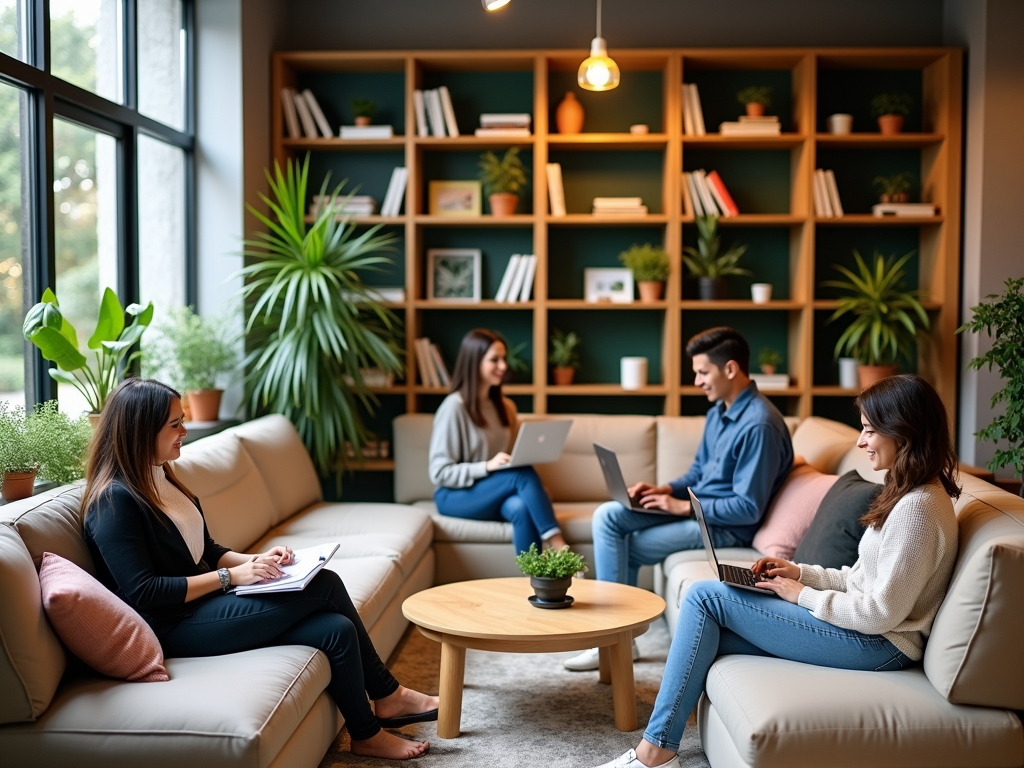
[687,488,721,574]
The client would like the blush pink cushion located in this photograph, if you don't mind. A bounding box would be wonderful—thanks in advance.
[38,552,169,682]
[753,463,839,560]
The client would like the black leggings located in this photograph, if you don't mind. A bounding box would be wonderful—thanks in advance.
[160,569,398,739]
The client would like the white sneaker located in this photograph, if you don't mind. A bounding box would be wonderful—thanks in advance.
[563,640,640,671]
[590,748,680,768]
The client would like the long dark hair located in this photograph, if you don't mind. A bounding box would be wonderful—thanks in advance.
[449,328,509,428]
[81,378,196,518]
[855,374,960,529]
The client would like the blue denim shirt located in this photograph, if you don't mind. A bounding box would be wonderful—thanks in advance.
[667,382,793,543]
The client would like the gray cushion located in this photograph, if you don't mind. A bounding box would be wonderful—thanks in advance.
[792,470,877,569]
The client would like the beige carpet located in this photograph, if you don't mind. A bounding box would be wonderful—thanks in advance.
[318,617,710,768]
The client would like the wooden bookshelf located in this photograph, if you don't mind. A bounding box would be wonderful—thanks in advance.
[271,47,962,437]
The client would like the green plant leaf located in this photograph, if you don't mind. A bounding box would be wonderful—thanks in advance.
[88,287,125,350]
[26,326,87,370]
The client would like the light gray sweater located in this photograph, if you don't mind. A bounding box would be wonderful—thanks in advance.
[429,392,518,489]
[797,481,958,660]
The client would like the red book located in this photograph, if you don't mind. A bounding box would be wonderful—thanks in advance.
[705,170,740,217]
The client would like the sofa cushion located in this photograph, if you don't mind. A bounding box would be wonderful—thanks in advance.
[393,414,435,504]
[2,485,93,572]
[701,656,1023,768]
[39,552,168,683]
[0,645,332,768]
[654,416,708,485]
[752,463,838,560]
[169,432,277,552]
[792,470,877,569]
[791,416,860,474]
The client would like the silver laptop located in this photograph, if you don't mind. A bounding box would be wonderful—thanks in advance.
[593,443,675,515]
[687,487,777,596]
[496,420,573,469]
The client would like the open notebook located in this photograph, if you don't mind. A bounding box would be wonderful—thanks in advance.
[234,542,340,595]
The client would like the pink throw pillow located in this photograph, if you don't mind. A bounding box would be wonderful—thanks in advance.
[39,552,169,682]
[753,464,839,560]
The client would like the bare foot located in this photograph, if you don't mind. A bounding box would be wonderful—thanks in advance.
[351,730,428,760]
[373,685,439,721]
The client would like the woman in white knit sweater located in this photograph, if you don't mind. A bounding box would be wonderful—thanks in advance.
[429,328,567,555]
[590,374,961,768]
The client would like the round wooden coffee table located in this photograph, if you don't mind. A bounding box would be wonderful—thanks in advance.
[402,577,666,738]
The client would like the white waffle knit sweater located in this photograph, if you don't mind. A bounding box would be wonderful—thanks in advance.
[796,481,958,660]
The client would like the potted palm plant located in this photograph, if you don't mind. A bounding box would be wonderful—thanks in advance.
[823,249,930,388]
[237,154,403,476]
[737,85,773,117]
[478,146,527,216]
[0,400,92,502]
[515,543,587,606]
[22,287,154,420]
[549,328,580,386]
[619,243,670,302]
[871,92,913,135]
[682,215,750,300]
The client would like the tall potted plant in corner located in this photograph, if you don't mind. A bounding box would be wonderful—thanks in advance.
[682,215,750,300]
[478,146,527,216]
[957,277,1024,496]
[549,328,580,386]
[823,249,929,389]
[619,243,670,302]
[238,154,403,476]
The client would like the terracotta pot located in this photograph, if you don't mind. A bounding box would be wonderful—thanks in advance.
[637,281,664,302]
[745,102,766,117]
[354,115,372,127]
[181,393,192,422]
[488,193,518,216]
[698,277,726,301]
[877,115,904,135]
[529,575,572,604]
[552,367,575,386]
[87,412,102,430]
[857,364,898,390]
[187,389,223,421]
[760,365,776,376]
[555,92,585,134]
[2,468,38,502]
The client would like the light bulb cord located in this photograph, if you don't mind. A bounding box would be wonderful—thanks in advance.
[596,0,602,39]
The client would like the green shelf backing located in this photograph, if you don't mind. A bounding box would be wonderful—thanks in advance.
[682,149,791,214]
[420,309,533,372]
[548,227,668,300]
[421,71,534,132]
[548,310,664,384]
[298,72,406,134]
[814,227,921,298]
[682,226,791,300]
[683,69,794,134]
[547,395,666,416]
[816,69,923,134]
[817,148,922,214]
[550,150,664,214]
[307,152,406,211]
[547,71,664,134]
[811,396,863,430]
[422,150,535,214]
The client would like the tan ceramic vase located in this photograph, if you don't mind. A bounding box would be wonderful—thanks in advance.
[2,468,38,502]
[638,281,664,302]
[877,115,904,135]
[556,92,584,134]
[489,193,518,216]
[187,389,223,421]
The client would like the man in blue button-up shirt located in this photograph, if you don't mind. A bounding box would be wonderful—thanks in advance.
[565,327,793,671]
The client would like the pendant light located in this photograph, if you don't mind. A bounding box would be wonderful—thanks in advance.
[482,0,511,10]
[578,0,620,91]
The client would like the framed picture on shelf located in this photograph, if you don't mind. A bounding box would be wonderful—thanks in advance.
[584,268,634,304]
[429,180,482,217]
[427,249,482,302]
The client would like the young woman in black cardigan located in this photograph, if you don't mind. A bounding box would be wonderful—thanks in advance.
[82,378,436,761]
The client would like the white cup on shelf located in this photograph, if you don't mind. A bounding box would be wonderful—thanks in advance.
[751,283,772,304]
[827,113,853,134]
[838,357,859,389]
[620,357,648,390]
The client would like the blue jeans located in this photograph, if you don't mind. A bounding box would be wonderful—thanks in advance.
[644,580,914,751]
[592,501,749,586]
[434,466,560,555]
[160,569,397,740]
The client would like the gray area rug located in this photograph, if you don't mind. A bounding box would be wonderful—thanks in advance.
[319,617,710,768]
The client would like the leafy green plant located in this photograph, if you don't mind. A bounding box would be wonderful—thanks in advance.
[351,98,377,119]
[758,347,783,369]
[737,85,773,107]
[619,243,670,283]
[504,340,530,380]
[873,172,914,199]
[477,146,527,196]
[549,328,580,369]
[143,306,237,392]
[823,249,929,365]
[515,543,587,578]
[22,287,154,413]
[682,215,751,279]
[0,400,91,485]
[956,277,1024,481]
[237,154,403,475]
[871,92,913,118]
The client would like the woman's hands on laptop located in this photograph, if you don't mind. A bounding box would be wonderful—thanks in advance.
[751,557,804,603]
[486,452,511,471]
[628,482,692,515]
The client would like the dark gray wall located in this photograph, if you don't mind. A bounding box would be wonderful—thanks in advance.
[281,0,947,51]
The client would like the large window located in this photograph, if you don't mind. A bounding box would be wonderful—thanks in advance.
[0,0,194,410]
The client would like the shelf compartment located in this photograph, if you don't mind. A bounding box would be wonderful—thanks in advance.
[418,67,534,137]
[306,151,407,219]
[815,66,926,134]
[548,226,670,300]
[547,64,666,134]
[681,309,797,390]
[421,148,535,215]
[549,149,666,215]
[548,309,666,385]
[682,225,795,301]
[682,148,793,215]
[421,227,535,301]
[815,133,943,149]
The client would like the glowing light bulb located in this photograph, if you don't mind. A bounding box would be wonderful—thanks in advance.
[481,0,511,10]
[578,37,620,91]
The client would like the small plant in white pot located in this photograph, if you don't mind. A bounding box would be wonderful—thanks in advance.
[515,543,587,606]
[619,243,670,302]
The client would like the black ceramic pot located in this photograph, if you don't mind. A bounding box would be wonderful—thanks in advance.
[698,277,726,301]
[529,575,572,603]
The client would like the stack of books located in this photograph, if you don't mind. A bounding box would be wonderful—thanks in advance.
[871,202,936,217]
[380,167,408,217]
[342,368,395,389]
[311,194,376,217]
[681,83,706,136]
[682,170,739,217]
[476,113,531,137]
[719,115,781,136]
[414,337,451,388]
[494,254,537,303]
[593,197,648,216]
[281,87,333,139]
[414,87,459,137]
[813,169,844,218]
[345,439,390,459]
[546,163,566,216]
[750,373,790,391]
[340,124,394,139]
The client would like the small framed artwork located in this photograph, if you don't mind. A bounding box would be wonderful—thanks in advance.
[584,268,634,304]
[429,180,482,217]
[427,249,482,302]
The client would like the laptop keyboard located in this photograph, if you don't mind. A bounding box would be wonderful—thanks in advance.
[721,564,759,586]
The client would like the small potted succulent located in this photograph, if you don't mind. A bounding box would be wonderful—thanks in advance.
[737,85,773,117]
[758,347,783,376]
[619,243,670,302]
[873,172,914,204]
[870,92,913,135]
[515,542,588,606]
[351,98,377,127]
[0,400,92,502]
[478,146,528,216]
[682,215,750,300]
[549,328,580,386]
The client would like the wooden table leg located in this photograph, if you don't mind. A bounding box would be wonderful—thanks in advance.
[598,645,611,685]
[437,640,466,738]
[608,629,638,731]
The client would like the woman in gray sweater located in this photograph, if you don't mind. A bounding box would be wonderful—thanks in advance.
[429,329,566,554]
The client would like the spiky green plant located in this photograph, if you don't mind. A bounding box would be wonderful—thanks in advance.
[237,154,403,475]
[682,215,750,279]
[549,328,581,369]
[478,146,527,196]
[823,249,929,366]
